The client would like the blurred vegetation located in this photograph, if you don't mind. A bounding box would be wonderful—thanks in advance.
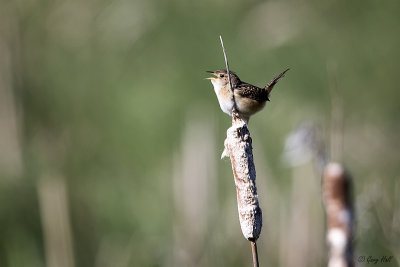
[0,0,399,266]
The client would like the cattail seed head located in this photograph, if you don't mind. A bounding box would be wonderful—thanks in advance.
[223,117,262,240]
[323,163,354,267]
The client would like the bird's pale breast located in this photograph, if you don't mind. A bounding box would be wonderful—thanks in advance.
[234,94,266,117]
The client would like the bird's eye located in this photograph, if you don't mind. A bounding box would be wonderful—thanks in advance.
[219,74,224,78]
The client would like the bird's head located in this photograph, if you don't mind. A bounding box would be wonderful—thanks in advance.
[205,70,240,89]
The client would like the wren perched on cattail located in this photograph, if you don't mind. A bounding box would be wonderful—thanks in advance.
[206,69,289,123]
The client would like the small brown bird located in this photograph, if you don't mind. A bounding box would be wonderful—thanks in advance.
[206,69,289,123]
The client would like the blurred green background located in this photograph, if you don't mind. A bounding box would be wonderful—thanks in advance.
[0,0,399,266]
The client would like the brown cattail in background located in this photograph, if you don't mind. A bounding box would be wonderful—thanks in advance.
[323,163,354,267]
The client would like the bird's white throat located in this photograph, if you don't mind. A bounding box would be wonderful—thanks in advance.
[211,79,234,116]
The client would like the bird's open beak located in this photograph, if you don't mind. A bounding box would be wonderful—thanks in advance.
[205,70,216,80]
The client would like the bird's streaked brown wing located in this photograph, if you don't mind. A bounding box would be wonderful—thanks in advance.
[235,83,269,102]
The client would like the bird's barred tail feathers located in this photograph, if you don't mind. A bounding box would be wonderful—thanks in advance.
[264,68,290,94]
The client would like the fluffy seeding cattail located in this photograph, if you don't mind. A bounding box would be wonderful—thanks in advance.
[222,115,262,241]
[323,163,354,267]
[219,36,261,266]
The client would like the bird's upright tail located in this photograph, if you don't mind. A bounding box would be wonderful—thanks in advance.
[264,68,290,94]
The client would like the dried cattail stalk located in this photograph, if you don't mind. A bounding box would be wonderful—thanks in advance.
[219,36,261,266]
[222,113,262,241]
[38,174,75,267]
[323,163,354,267]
